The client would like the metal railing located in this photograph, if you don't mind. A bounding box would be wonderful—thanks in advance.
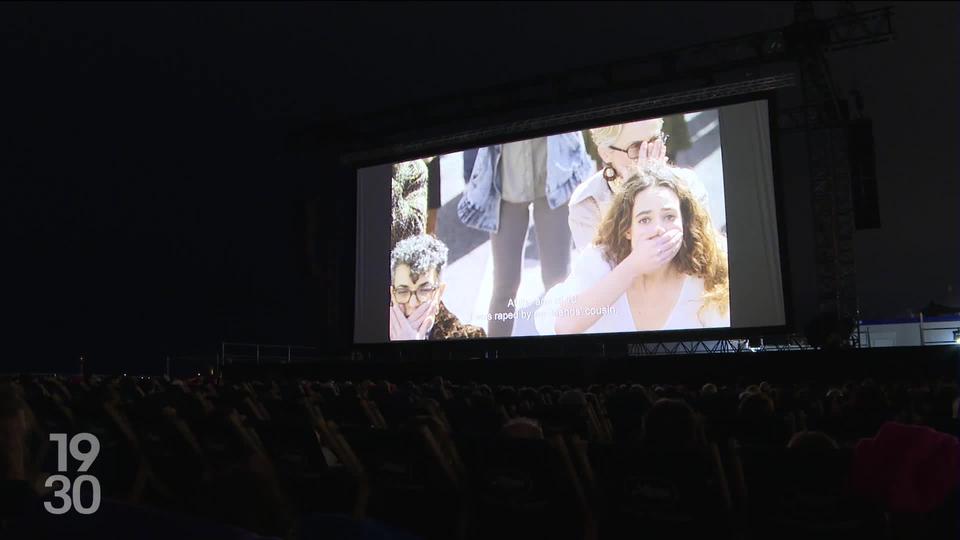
[219,342,325,367]
[919,314,960,347]
[857,314,960,348]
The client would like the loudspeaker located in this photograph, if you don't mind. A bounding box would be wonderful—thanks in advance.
[848,119,881,229]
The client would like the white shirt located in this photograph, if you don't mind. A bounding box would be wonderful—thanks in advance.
[534,244,730,335]
[500,137,548,204]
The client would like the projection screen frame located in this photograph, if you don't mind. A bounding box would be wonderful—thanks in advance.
[344,74,795,167]
[351,82,796,355]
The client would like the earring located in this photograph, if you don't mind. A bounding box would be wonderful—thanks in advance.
[603,164,618,182]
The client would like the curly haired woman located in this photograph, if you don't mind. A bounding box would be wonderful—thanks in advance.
[535,165,729,335]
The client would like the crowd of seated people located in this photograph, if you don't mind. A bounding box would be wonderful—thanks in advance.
[1,372,957,540]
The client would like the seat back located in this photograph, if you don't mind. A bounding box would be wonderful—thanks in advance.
[468,434,590,540]
[341,426,463,539]
[585,442,732,538]
[736,446,882,538]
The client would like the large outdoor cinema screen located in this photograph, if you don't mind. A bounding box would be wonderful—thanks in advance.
[355,98,787,343]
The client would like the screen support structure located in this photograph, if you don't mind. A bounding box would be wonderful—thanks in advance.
[625,335,815,357]
[337,6,894,168]
[334,4,894,353]
[779,3,894,344]
[343,75,794,166]
[628,339,749,357]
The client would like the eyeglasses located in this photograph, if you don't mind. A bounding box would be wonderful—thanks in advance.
[392,284,439,304]
[609,133,669,160]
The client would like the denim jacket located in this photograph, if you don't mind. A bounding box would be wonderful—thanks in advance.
[457,132,594,233]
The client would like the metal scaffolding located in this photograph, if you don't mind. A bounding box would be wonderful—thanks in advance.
[331,3,895,355]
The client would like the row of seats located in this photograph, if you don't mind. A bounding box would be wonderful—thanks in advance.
[2,374,957,540]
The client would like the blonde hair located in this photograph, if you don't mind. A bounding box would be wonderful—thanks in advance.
[594,165,729,321]
[589,118,665,149]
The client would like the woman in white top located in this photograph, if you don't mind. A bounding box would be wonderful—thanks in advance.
[535,165,729,335]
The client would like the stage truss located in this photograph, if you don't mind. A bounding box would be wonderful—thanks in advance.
[626,334,814,357]
[329,4,895,356]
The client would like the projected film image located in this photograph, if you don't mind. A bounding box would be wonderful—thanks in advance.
[387,110,730,341]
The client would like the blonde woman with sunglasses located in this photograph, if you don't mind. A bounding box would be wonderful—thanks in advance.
[568,117,708,250]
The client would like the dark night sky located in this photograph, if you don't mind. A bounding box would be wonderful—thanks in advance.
[2,2,957,370]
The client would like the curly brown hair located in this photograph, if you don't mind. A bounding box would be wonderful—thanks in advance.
[593,166,729,320]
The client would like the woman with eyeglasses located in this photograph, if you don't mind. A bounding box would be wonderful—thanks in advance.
[569,117,708,251]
